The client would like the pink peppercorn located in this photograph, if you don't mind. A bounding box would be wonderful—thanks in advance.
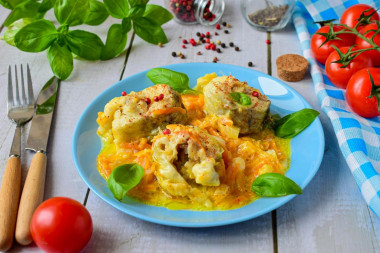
[183,39,188,44]
[206,31,210,36]
[205,38,210,43]
[145,97,151,104]
[266,39,271,44]
[159,94,164,100]
[182,44,186,49]
[200,33,205,38]
[163,129,171,135]
[216,24,221,29]
[252,91,259,97]
[153,96,159,102]
[121,91,127,96]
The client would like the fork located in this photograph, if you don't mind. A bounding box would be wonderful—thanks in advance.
[0,65,34,252]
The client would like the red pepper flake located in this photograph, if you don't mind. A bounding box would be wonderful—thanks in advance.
[159,94,164,100]
[153,96,159,102]
[163,129,171,135]
[216,24,221,30]
[266,39,271,44]
[182,44,186,49]
[183,39,188,44]
[252,91,259,97]
[121,91,127,96]
[145,97,151,104]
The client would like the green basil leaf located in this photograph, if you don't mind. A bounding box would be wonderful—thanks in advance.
[133,17,168,44]
[85,0,109,26]
[101,24,127,60]
[147,68,197,94]
[103,0,129,19]
[143,4,173,25]
[14,19,57,52]
[4,0,42,27]
[128,0,149,7]
[121,17,132,33]
[108,163,144,201]
[127,4,145,18]
[0,0,25,9]
[65,29,104,60]
[38,0,55,13]
[230,92,252,106]
[47,41,73,80]
[36,76,58,115]
[4,18,34,46]
[54,0,90,26]
[275,108,320,138]
[252,173,302,197]
[0,0,13,9]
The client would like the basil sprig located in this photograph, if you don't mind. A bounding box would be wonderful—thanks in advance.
[146,68,198,94]
[252,173,302,197]
[108,163,144,201]
[274,108,320,138]
[230,92,252,106]
[1,0,173,80]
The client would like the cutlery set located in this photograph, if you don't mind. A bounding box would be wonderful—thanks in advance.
[0,66,58,251]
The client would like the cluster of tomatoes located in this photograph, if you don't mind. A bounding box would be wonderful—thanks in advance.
[311,4,380,118]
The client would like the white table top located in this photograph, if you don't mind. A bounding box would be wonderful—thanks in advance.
[0,1,379,252]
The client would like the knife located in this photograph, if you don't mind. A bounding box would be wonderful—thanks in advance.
[15,76,59,246]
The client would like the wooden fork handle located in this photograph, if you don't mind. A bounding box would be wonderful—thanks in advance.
[0,156,21,252]
[15,152,47,246]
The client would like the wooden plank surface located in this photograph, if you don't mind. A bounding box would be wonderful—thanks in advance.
[0,1,379,252]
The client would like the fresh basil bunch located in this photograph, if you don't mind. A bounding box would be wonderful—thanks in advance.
[1,0,173,80]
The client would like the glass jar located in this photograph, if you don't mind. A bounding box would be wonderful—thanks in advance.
[165,0,225,25]
[240,0,295,32]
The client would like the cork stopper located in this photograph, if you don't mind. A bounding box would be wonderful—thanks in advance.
[276,54,309,82]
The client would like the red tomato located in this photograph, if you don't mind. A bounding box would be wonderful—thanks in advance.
[340,4,380,28]
[31,197,93,253]
[355,23,380,66]
[346,68,380,118]
[325,46,373,89]
[310,25,355,64]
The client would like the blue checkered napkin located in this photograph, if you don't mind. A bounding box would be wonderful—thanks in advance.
[292,0,380,217]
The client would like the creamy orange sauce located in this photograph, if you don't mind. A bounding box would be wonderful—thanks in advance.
[97,92,291,211]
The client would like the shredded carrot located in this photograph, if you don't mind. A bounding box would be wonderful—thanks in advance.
[151,107,186,116]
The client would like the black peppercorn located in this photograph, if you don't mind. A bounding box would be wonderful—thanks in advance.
[235,46,239,51]
[224,30,229,34]
[248,62,253,67]
[221,43,226,48]
[229,42,234,47]
[171,52,177,57]
[222,21,227,26]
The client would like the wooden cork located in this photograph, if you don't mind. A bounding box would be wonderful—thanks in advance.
[276,54,309,82]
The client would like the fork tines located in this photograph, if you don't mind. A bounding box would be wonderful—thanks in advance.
[8,64,34,107]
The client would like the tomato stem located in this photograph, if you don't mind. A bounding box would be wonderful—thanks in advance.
[367,70,380,116]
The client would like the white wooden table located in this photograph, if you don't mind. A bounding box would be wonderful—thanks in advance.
[0,1,379,252]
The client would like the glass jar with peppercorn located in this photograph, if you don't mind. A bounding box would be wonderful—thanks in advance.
[240,0,295,31]
[165,0,225,25]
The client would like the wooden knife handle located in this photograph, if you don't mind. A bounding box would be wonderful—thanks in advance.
[0,156,21,252]
[15,152,47,246]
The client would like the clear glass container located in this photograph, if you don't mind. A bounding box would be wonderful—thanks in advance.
[165,0,225,25]
[240,0,295,31]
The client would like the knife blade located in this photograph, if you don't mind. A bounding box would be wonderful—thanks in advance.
[15,76,59,246]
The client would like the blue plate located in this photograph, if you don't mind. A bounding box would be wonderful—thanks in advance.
[72,63,324,227]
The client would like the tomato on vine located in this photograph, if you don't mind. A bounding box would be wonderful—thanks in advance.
[355,23,380,66]
[340,4,380,29]
[346,68,380,118]
[310,25,355,64]
[325,46,373,89]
